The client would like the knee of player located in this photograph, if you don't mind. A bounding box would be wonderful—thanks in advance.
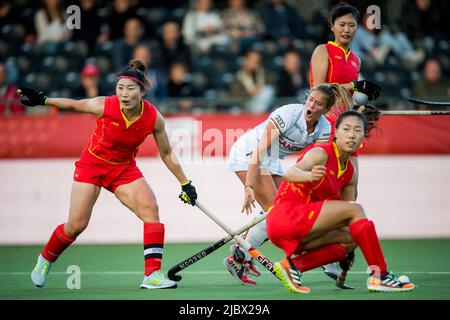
[137,200,159,220]
[66,219,89,237]
[341,240,358,253]
[349,202,366,220]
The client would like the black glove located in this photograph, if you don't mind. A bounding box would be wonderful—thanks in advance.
[16,87,48,107]
[351,80,381,101]
[179,180,197,206]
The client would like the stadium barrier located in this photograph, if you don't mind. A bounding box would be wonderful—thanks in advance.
[0,114,449,243]
[0,155,449,244]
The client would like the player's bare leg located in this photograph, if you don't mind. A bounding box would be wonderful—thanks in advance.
[32,182,100,287]
[303,201,414,292]
[115,178,176,289]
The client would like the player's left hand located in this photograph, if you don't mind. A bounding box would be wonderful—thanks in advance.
[352,80,381,101]
[179,180,197,206]
[16,87,48,107]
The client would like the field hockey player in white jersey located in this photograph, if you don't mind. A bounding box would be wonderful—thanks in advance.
[224,83,354,285]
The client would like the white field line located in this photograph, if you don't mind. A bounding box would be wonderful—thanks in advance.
[1,271,450,276]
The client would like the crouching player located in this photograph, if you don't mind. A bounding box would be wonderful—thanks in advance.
[267,110,415,293]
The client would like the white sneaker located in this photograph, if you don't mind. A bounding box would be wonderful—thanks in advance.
[322,262,340,280]
[140,270,177,289]
[31,255,52,288]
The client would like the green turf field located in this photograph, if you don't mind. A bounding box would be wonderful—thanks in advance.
[1,239,449,300]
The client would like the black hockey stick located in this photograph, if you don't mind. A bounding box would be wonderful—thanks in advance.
[167,212,267,281]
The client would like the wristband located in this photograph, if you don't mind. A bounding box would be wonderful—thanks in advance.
[181,180,191,186]
[244,185,254,190]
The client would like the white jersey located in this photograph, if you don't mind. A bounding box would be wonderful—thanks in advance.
[229,104,331,175]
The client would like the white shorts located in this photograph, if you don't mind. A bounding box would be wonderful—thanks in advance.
[228,133,285,176]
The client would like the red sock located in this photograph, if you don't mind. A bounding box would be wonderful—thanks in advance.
[41,224,76,262]
[291,244,347,272]
[349,218,387,276]
[144,222,165,276]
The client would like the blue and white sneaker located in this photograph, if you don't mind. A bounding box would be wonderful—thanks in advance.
[140,270,177,289]
[31,255,52,288]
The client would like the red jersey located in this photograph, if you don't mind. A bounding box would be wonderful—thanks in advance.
[309,41,360,138]
[274,142,354,206]
[86,95,157,165]
[310,41,359,88]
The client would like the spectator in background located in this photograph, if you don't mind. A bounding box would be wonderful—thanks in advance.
[159,20,191,71]
[260,0,304,51]
[71,64,107,99]
[34,0,71,53]
[71,0,108,54]
[113,18,145,70]
[229,50,275,113]
[0,62,23,115]
[351,11,424,69]
[221,0,265,54]
[276,50,307,98]
[412,58,450,109]
[168,62,203,113]
[0,1,14,26]
[105,0,138,41]
[132,44,167,99]
[182,0,230,55]
[403,0,448,53]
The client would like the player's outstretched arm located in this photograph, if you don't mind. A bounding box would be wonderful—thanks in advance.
[283,148,328,183]
[153,111,197,205]
[17,87,104,116]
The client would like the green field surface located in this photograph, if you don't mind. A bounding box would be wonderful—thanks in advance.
[1,239,450,300]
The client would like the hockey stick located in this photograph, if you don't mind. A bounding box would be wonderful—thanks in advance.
[407,98,450,107]
[381,110,450,115]
[193,200,280,280]
[167,212,267,281]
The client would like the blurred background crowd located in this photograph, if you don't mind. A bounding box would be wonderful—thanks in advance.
[0,0,449,116]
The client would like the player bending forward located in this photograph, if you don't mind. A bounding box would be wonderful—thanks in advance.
[267,110,415,293]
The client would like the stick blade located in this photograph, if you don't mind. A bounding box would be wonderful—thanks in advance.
[167,271,182,282]
[336,282,354,290]
[408,98,450,106]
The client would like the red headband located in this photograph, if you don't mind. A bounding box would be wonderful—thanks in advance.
[117,76,146,88]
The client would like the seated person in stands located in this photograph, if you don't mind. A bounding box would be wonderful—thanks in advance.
[71,64,108,100]
[229,50,275,113]
[0,62,23,115]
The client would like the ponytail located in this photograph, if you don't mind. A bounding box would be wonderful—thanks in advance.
[307,83,353,111]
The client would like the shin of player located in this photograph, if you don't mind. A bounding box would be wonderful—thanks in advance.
[267,111,414,293]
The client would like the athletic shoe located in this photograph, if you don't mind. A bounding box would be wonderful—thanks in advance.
[223,256,256,285]
[230,243,246,262]
[243,260,261,277]
[367,272,415,292]
[140,270,177,289]
[231,244,262,277]
[31,255,52,288]
[321,262,340,280]
[273,258,310,294]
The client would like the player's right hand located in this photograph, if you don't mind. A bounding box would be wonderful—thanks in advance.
[309,165,326,182]
[16,87,48,107]
[241,185,256,215]
[351,80,381,101]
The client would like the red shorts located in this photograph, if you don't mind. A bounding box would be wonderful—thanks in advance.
[74,150,143,193]
[266,200,324,257]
